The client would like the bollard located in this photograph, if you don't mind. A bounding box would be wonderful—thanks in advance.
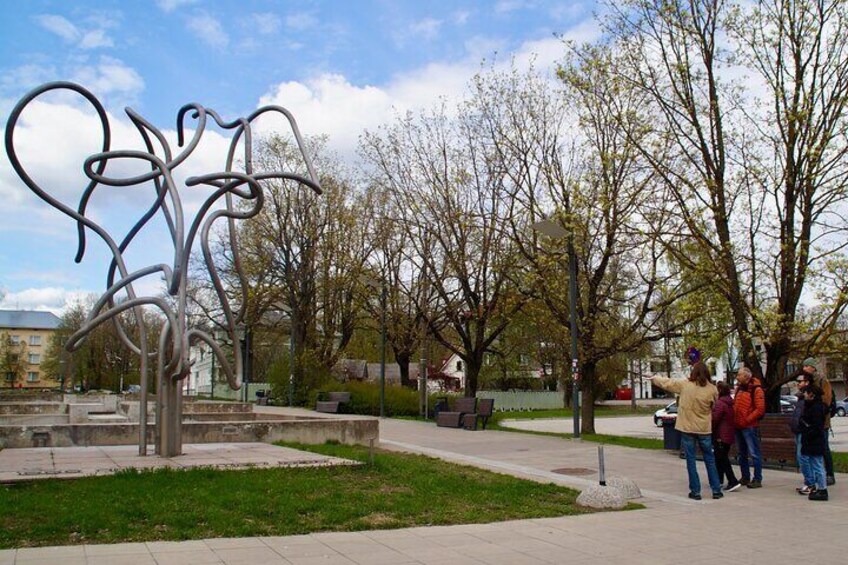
[598,445,606,486]
[369,438,375,466]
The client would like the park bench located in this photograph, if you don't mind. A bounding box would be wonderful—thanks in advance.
[316,391,352,414]
[715,414,797,469]
[751,413,797,469]
[436,397,495,430]
[463,398,495,430]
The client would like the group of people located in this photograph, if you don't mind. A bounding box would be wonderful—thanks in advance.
[648,349,834,502]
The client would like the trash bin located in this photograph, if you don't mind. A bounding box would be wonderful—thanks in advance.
[433,397,449,418]
[661,417,681,450]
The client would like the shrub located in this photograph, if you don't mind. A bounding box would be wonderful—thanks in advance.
[312,381,447,417]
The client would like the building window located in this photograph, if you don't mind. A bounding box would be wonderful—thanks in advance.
[9,335,20,345]
[27,372,39,382]
[456,360,463,371]
[29,335,42,346]
[4,373,13,381]
[28,353,41,364]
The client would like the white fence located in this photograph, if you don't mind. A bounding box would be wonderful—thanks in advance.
[476,390,565,411]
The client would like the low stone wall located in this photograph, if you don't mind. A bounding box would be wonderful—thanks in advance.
[0,416,378,449]
[0,402,65,415]
[183,401,252,414]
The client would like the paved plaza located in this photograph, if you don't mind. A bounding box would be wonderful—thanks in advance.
[0,442,357,483]
[1,409,846,564]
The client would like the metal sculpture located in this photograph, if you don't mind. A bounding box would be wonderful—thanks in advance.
[5,82,321,457]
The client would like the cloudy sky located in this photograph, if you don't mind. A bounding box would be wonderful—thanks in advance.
[0,0,597,314]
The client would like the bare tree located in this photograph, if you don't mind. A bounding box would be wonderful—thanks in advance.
[361,103,527,397]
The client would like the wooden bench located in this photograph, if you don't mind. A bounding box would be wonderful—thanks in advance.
[436,397,477,428]
[462,398,495,430]
[316,391,352,414]
[757,413,797,468]
[728,413,797,469]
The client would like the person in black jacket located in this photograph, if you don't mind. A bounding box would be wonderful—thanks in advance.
[799,383,828,501]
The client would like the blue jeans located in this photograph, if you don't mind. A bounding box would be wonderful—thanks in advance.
[796,434,813,486]
[809,455,826,490]
[681,433,721,495]
[736,427,762,482]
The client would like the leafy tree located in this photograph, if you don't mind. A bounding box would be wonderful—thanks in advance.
[0,332,27,388]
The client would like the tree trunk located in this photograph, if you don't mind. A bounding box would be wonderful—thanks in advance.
[465,356,482,398]
[395,351,412,388]
[580,361,597,434]
[763,340,790,413]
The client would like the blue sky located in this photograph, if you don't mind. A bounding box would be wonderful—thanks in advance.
[0,0,596,314]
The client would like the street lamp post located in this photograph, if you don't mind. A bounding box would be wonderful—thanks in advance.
[361,276,387,418]
[532,218,580,438]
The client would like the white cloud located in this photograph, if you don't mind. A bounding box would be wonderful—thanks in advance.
[187,13,230,49]
[156,0,197,13]
[35,14,80,42]
[80,29,114,49]
[453,10,472,25]
[250,12,282,35]
[409,18,442,41]
[495,0,533,15]
[286,12,317,31]
[0,287,89,316]
[71,56,144,96]
[256,26,588,162]
[34,13,116,50]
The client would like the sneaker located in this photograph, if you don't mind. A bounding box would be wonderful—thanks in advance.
[797,485,815,495]
[688,492,702,500]
[746,480,762,489]
[826,475,835,486]
[724,482,741,492]
[739,478,750,486]
[712,491,724,499]
[808,489,829,501]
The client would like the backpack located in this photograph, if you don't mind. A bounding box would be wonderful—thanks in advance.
[815,375,837,418]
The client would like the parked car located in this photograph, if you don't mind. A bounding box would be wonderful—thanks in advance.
[836,397,848,417]
[781,395,799,406]
[779,399,794,414]
[654,401,678,427]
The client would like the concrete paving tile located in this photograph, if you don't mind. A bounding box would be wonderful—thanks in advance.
[213,546,289,564]
[462,551,549,565]
[0,550,15,565]
[84,542,150,555]
[424,533,486,548]
[152,549,224,564]
[285,556,358,565]
[204,537,268,550]
[265,542,339,559]
[86,553,157,565]
[14,558,87,565]
[146,540,210,553]
[344,548,412,565]
[318,541,385,555]
[397,546,472,563]
[16,546,86,560]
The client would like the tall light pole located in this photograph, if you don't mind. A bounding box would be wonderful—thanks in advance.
[532,218,580,438]
[361,276,387,418]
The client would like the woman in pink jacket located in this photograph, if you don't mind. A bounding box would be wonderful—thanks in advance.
[712,381,740,492]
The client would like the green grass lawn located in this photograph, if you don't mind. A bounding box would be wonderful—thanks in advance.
[0,442,621,549]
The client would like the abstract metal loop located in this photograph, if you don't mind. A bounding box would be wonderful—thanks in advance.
[4,81,322,456]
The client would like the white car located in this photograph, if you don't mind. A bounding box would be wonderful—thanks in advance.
[653,401,678,427]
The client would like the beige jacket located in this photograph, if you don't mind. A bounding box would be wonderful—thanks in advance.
[652,377,717,434]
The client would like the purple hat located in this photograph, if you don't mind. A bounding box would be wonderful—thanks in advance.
[687,346,701,364]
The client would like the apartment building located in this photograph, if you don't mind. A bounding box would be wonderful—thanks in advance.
[0,310,61,389]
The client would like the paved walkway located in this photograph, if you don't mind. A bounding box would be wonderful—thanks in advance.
[0,442,356,483]
[2,410,847,564]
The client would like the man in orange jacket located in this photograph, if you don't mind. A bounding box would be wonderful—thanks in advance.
[734,366,766,488]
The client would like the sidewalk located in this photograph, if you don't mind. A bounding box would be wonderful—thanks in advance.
[2,410,846,564]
